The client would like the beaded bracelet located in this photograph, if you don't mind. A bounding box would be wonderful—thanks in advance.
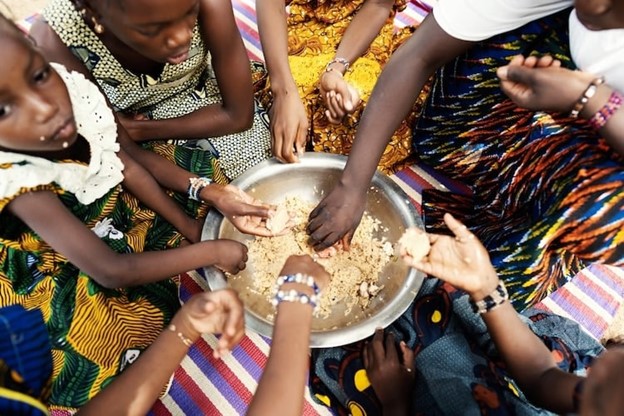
[569,77,605,118]
[275,273,320,296]
[587,90,623,130]
[271,288,318,309]
[325,57,350,74]
[168,323,194,347]
[187,177,212,201]
[469,281,509,314]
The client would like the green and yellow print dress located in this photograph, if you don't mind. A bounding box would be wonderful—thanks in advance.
[43,0,272,180]
[0,65,196,411]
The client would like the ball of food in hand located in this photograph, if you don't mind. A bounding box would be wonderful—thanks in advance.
[265,204,292,235]
[398,227,430,262]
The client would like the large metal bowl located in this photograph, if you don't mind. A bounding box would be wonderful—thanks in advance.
[202,153,424,347]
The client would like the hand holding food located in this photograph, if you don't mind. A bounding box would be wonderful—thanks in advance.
[403,213,499,301]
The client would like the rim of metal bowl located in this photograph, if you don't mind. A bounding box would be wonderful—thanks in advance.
[201,153,424,348]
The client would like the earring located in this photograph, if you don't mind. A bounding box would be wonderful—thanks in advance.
[62,141,69,149]
[91,16,104,34]
[39,136,45,142]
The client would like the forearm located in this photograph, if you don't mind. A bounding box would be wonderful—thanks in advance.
[76,314,194,415]
[257,0,298,95]
[247,302,312,416]
[128,103,253,142]
[92,241,223,288]
[579,84,624,156]
[340,41,434,192]
[340,14,471,191]
[120,151,198,242]
[481,303,578,412]
[333,0,395,65]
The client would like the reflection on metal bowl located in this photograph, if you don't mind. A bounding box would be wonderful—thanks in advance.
[201,153,425,348]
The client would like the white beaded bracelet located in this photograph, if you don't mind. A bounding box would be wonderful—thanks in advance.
[275,273,320,295]
[271,289,318,309]
[187,177,212,201]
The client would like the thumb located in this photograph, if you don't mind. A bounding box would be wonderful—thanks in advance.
[500,65,535,85]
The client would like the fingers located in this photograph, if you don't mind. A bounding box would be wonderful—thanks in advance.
[385,332,398,361]
[371,328,385,361]
[233,202,272,219]
[400,341,415,372]
[443,213,473,241]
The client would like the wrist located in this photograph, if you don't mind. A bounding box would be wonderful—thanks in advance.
[469,280,509,314]
[198,182,225,205]
[169,313,201,347]
[580,84,612,119]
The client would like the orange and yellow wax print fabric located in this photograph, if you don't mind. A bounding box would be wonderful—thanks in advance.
[257,0,428,173]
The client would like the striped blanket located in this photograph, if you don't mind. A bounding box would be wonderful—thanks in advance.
[19,1,624,415]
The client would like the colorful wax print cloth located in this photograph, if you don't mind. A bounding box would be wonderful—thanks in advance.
[414,10,624,310]
[256,0,428,173]
[310,278,603,415]
[0,305,52,416]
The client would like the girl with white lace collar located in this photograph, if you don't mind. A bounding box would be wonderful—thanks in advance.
[0,15,277,411]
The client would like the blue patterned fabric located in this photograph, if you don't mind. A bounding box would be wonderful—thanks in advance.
[0,305,52,415]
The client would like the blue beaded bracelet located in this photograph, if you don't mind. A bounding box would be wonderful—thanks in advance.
[275,273,320,296]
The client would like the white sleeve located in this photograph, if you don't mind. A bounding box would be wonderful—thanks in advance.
[432,0,573,41]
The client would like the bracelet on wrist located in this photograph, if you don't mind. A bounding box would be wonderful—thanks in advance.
[168,323,194,347]
[325,57,350,74]
[469,281,508,314]
[275,273,320,296]
[271,288,318,309]
[587,90,623,130]
[187,177,212,201]
[569,76,605,118]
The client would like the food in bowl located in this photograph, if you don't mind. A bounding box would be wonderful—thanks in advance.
[229,197,394,318]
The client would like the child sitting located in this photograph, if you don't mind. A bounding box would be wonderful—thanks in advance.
[32,0,272,180]
[0,14,273,411]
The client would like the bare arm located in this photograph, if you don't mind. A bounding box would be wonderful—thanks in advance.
[332,0,395,65]
[118,149,200,242]
[256,0,308,163]
[408,213,580,413]
[124,0,255,142]
[247,255,330,416]
[8,191,248,288]
[307,14,473,249]
[77,289,245,415]
[340,14,472,194]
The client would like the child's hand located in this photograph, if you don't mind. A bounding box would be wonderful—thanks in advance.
[269,92,309,163]
[213,239,248,274]
[363,329,415,411]
[319,71,361,124]
[497,54,597,113]
[175,289,245,358]
[278,254,330,291]
[404,213,499,301]
[207,185,277,237]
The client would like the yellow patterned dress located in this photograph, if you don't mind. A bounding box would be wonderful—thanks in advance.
[0,65,212,411]
[258,0,427,173]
